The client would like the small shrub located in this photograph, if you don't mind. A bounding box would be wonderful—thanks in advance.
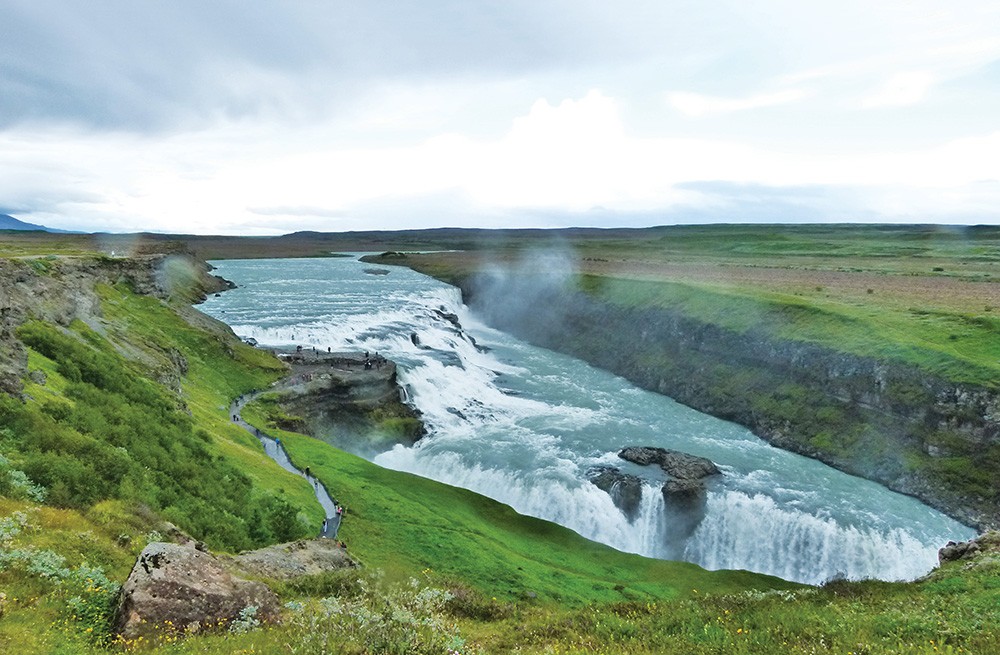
[0,455,46,502]
[229,604,261,634]
[282,575,477,655]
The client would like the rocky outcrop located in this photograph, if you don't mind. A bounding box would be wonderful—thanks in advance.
[617,446,720,513]
[618,447,721,480]
[114,542,281,639]
[587,448,720,556]
[587,447,721,540]
[263,350,424,458]
[938,531,1000,564]
[232,538,356,580]
[0,254,235,395]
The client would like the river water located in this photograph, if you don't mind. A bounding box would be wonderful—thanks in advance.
[201,256,974,584]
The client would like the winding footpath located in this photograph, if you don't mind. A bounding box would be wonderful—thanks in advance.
[230,392,343,539]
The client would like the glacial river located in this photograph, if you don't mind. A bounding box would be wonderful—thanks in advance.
[201,255,974,584]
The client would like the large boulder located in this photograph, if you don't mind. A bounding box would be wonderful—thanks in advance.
[618,446,721,480]
[114,542,280,639]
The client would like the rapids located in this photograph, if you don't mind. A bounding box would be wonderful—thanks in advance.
[201,256,974,584]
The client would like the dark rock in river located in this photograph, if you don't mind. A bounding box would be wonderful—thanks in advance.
[618,446,721,480]
[615,446,720,546]
[587,466,644,520]
[662,478,709,513]
[433,308,461,328]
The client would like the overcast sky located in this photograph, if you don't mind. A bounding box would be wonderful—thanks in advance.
[1,1,999,234]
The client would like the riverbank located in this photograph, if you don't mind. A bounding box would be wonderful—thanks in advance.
[230,388,343,539]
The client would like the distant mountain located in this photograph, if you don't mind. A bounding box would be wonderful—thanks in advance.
[0,213,73,233]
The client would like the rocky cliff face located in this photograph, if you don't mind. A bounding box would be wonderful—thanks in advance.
[261,353,425,458]
[456,277,999,530]
[0,254,235,395]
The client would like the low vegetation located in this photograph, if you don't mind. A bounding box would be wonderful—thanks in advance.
[1,286,314,552]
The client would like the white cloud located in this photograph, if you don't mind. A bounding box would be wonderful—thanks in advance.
[860,71,936,108]
[4,91,998,234]
[3,0,1000,232]
[667,89,806,117]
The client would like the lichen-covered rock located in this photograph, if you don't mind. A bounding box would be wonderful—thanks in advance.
[232,538,356,580]
[114,542,280,638]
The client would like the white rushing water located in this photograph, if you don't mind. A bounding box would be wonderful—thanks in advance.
[201,256,974,584]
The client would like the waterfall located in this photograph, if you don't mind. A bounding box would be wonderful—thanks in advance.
[201,256,975,584]
[686,491,938,584]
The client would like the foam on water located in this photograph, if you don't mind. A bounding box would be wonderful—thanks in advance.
[201,256,975,583]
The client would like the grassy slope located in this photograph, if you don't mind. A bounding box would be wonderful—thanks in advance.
[5,495,997,655]
[93,284,325,530]
[1,276,331,651]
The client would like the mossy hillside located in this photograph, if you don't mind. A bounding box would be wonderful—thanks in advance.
[95,283,326,530]
[240,400,795,606]
[1,283,322,552]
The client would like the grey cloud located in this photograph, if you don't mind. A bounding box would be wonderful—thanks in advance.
[0,1,671,132]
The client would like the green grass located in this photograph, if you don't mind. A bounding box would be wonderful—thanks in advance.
[5,486,998,654]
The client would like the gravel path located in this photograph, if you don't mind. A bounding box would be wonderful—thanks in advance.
[230,391,343,539]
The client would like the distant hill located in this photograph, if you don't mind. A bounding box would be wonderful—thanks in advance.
[0,213,73,232]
